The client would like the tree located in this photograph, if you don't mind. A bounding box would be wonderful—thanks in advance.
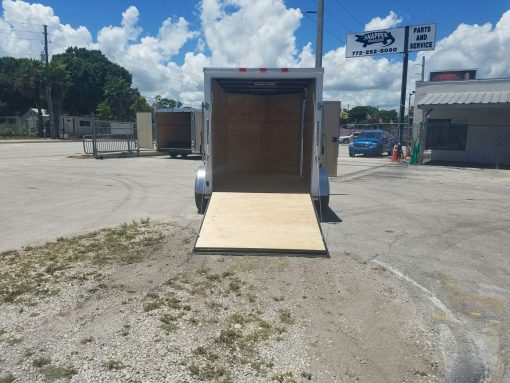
[348,106,378,123]
[52,47,132,115]
[97,77,151,121]
[48,59,72,138]
[154,95,182,109]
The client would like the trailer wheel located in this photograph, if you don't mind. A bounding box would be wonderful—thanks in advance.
[195,193,208,214]
[181,153,188,159]
[315,196,329,215]
[169,152,177,158]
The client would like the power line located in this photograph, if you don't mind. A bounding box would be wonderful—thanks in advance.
[0,34,43,41]
[324,8,352,33]
[0,28,42,34]
[331,0,365,29]
[3,20,43,26]
[304,12,345,45]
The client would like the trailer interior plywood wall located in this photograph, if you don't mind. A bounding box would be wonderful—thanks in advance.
[211,78,314,193]
[156,112,191,148]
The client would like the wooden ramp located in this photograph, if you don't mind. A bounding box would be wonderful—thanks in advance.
[194,192,327,255]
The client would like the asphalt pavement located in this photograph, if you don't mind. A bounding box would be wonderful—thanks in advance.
[1,141,509,382]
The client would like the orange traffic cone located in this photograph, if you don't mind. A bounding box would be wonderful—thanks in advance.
[405,146,411,159]
[391,144,399,162]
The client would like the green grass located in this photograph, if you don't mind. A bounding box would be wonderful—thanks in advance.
[41,365,77,380]
[0,374,16,383]
[278,309,295,325]
[33,356,51,367]
[103,360,126,371]
[79,336,94,344]
[0,221,165,304]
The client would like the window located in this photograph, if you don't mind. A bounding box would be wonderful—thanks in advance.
[426,119,467,151]
[359,131,382,139]
[79,120,90,127]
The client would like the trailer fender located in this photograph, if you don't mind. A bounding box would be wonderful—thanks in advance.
[317,167,330,197]
[195,165,209,213]
[195,165,208,195]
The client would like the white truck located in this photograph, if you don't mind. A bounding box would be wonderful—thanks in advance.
[193,68,330,255]
[155,108,203,158]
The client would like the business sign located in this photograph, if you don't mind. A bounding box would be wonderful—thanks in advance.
[346,23,436,57]
[346,28,405,57]
[408,24,436,52]
[430,69,477,82]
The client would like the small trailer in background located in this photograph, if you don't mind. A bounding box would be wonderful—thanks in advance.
[155,108,203,158]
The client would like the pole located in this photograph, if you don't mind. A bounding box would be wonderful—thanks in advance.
[43,25,55,138]
[421,56,425,81]
[315,0,324,68]
[398,26,410,145]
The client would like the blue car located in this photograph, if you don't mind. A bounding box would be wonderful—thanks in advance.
[349,130,395,157]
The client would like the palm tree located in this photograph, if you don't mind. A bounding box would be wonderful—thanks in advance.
[48,59,72,138]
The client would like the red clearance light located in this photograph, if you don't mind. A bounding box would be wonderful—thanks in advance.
[281,68,289,72]
[259,68,267,72]
[239,68,247,72]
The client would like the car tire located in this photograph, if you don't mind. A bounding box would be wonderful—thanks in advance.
[342,138,349,144]
[181,153,188,159]
[169,152,177,158]
[349,152,354,157]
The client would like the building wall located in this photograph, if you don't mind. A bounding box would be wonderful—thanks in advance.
[414,78,510,166]
[421,106,510,166]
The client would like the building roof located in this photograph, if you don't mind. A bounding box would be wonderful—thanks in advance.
[25,108,49,117]
[419,91,510,106]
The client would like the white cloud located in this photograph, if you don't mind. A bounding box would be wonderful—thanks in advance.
[417,11,510,79]
[365,11,403,31]
[1,1,510,110]
[0,0,92,58]
[200,0,302,67]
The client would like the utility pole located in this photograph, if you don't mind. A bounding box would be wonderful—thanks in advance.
[43,25,54,138]
[398,26,410,145]
[421,56,425,81]
[315,0,324,68]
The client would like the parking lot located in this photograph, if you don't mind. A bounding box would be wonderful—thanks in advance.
[1,141,509,382]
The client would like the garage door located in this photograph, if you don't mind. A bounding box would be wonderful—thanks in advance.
[194,192,327,255]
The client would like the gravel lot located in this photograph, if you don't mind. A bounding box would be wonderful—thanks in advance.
[1,141,509,382]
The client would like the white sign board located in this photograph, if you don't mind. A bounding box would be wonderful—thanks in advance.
[408,24,436,52]
[346,23,436,57]
[346,28,405,58]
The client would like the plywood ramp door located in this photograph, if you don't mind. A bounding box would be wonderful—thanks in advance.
[194,192,327,255]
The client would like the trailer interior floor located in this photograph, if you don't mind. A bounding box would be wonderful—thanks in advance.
[213,173,309,193]
[194,192,327,255]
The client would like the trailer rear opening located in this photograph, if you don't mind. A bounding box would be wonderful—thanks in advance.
[211,78,316,193]
[157,112,191,150]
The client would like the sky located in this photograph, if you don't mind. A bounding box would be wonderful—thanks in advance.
[1,0,510,110]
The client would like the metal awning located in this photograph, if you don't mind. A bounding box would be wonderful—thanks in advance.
[419,91,510,106]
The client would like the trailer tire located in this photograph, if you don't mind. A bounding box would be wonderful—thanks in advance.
[195,193,208,214]
[169,152,177,158]
[315,196,329,215]
[181,153,188,159]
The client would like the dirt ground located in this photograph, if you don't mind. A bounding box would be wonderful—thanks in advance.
[0,219,441,383]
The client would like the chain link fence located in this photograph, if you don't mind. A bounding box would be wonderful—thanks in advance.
[82,117,137,158]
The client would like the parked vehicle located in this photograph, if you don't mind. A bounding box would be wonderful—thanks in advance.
[194,67,330,213]
[155,108,203,158]
[339,132,360,144]
[348,129,395,157]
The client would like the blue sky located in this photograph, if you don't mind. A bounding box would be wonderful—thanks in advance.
[32,0,510,63]
[2,0,510,108]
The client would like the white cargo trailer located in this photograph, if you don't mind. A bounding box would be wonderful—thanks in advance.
[155,108,203,158]
[194,68,330,255]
